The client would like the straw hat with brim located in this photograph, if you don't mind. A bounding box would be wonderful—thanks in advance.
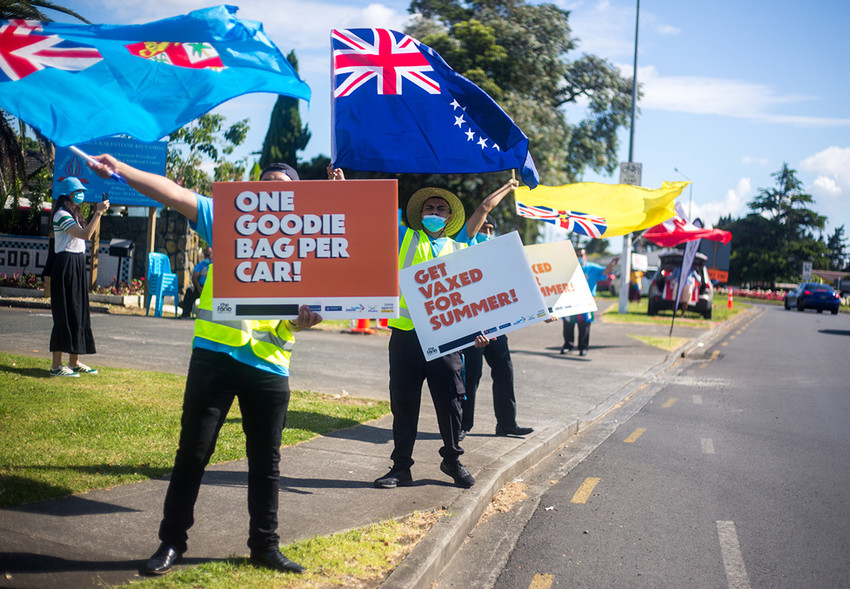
[406,187,465,236]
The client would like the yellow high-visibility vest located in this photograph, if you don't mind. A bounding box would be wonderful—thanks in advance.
[194,266,294,369]
[389,228,465,331]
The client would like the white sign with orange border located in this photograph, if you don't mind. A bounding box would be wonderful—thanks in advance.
[524,240,597,318]
[399,231,548,360]
[211,179,399,320]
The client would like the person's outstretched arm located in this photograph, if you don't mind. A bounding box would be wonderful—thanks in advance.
[88,154,199,223]
[465,179,519,239]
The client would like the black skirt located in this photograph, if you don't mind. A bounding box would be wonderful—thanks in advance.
[50,251,96,355]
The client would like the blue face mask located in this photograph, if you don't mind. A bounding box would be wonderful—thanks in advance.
[477,232,493,242]
[422,214,447,233]
[71,191,85,205]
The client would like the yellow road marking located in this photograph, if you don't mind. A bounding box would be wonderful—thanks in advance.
[624,428,647,443]
[662,397,677,408]
[729,335,736,340]
[571,477,600,503]
[529,573,555,589]
[721,341,729,346]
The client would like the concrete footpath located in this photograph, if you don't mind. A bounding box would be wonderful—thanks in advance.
[0,302,754,588]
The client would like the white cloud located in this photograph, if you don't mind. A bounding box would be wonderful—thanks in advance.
[741,156,770,166]
[695,177,752,227]
[606,66,850,128]
[812,175,841,196]
[800,147,850,223]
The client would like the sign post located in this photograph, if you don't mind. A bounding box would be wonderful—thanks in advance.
[618,162,641,313]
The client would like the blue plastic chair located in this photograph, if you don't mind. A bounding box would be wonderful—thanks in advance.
[146,252,180,318]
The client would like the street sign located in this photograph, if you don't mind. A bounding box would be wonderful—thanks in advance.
[619,162,642,186]
[802,261,812,282]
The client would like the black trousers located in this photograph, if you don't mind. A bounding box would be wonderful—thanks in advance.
[388,328,464,470]
[158,348,290,553]
[562,316,591,351]
[461,335,518,432]
[180,286,200,317]
[50,251,96,355]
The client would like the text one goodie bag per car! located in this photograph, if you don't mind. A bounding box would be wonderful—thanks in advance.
[399,231,548,360]
[211,179,399,320]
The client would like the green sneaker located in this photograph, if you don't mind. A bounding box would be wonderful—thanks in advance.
[71,363,98,375]
[49,365,80,378]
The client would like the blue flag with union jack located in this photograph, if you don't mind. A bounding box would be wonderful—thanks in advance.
[0,5,310,147]
[331,28,539,188]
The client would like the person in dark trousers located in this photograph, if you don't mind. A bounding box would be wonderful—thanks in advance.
[89,154,321,576]
[48,177,109,377]
[451,181,534,440]
[328,166,486,490]
[561,248,619,356]
[180,246,211,318]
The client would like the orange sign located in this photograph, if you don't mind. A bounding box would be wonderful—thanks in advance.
[707,268,728,283]
[211,179,399,320]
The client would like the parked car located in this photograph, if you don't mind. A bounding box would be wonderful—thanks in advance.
[596,273,616,294]
[789,282,840,314]
[646,251,713,318]
[608,266,657,298]
[783,285,801,310]
[641,266,658,294]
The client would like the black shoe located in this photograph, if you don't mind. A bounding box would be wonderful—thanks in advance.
[145,543,183,575]
[579,349,588,356]
[250,549,305,573]
[440,459,475,488]
[458,429,467,441]
[560,344,573,354]
[495,424,534,437]
[374,467,413,488]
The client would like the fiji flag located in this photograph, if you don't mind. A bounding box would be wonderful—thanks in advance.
[331,29,539,188]
[0,6,310,147]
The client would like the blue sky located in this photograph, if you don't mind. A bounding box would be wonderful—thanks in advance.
[57,0,850,246]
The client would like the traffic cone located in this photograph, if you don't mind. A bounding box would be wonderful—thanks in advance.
[349,318,375,334]
[727,291,733,310]
[378,318,390,330]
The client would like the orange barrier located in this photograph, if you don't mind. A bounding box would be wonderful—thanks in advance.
[350,318,375,334]
[727,291,733,310]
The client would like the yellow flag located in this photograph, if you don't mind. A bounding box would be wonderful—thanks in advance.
[515,181,687,238]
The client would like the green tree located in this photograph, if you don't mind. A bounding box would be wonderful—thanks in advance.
[719,163,829,286]
[0,0,89,22]
[258,51,310,170]
[826,225,848,271]
[396,0,634,243]
[166,113,249,195]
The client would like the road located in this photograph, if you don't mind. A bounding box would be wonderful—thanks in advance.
[436,305,850,588]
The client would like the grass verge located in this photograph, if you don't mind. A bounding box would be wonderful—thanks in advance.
[628,334,690,352]
[598,293,749,326]
[0,352,389,508]
[119,508,443,589]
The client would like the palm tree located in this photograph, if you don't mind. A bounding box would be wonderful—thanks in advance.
[0,0,89,22]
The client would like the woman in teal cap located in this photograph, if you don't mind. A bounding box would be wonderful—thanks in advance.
[48,177,109,377]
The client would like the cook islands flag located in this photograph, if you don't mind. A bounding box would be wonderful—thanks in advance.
[0,5,310,146]
[331,28,539,188]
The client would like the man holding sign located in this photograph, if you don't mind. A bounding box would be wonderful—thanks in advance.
[329,168,482,489]
[90,154,320,576]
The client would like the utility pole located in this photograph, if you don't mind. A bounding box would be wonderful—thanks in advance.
[618,0,640,314]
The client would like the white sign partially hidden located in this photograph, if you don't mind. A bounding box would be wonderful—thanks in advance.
[524,240,597,318]
[399,232,549,360]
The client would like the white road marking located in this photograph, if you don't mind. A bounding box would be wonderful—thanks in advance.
[716,520,750,589]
